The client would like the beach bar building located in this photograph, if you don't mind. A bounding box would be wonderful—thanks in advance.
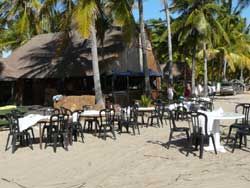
[0,27,162,106]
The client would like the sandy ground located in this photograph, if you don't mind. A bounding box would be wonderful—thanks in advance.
[1,93,250,188]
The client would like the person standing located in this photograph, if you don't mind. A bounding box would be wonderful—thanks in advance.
[184,83,191,99]
[167,84,175,103]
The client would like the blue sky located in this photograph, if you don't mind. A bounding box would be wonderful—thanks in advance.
[133,0,250,24]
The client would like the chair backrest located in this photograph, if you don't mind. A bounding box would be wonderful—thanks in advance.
[176,106,188,121]
[190,111,208,136]
[235,103,250,125]
[49,114,60,128]
[72,110,82,123]
[60,107,72,116]
[99,109,115,126]
[198,100,213,111]
[129,106,138,123]
[9,113,20,133]
[166,109,177,129]
[155,102,165,117]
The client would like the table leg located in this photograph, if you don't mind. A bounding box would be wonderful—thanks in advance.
[204,120,226,153]
[39,123,42,150]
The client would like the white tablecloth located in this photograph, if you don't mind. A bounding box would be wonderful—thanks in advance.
[18,114,50,132]
[167,101,192,111]
[198,109,244,152]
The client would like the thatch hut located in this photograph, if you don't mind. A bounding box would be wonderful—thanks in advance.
[0,27,162,106]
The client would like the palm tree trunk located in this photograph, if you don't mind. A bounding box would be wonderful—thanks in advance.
[191,47,196,96]
[90,24,104,107]
[138,0,150,95]
[240,62,244,82]
[203,42,208,97]
[163,0,173,84]
[223,55,227,81]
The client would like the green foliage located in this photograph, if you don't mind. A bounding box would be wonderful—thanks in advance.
[173,83,184,99]
[140,95,152,107]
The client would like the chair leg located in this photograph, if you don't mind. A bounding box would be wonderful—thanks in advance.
[30,128,35,140]
[103,125,107,140]
[132,125,135,135]
[137,124,140,135]
[244,135,247,147]
[11,134,17,154]
[186,135,193,157]
[226,126,233,144]
[5,134,11,151]
[211,135,217,154]
[167,131,173,149]
[28,133,33,150]
[239,134,243,149]
[232,132,239,153]
[79,126,84,143]
[157,117,160,128]
[111,126,116,140]
[53,134,57,153]
[200,135,204,159]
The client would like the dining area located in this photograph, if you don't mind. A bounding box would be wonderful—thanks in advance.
[1,94,250,159]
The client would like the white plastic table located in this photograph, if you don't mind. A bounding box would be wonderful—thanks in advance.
[202,111,244,153]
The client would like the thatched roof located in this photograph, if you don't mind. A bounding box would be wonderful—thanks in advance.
[0,27,161,80]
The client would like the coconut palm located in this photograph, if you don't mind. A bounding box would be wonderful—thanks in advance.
[137,0,150,95]
[73,0,135,105]
[171,0,229,96]
[162,0,173,84]
[0,0,42,50]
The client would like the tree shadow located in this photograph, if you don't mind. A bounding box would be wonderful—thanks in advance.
[15,28,125,78]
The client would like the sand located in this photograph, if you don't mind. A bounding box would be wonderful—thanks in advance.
[1,93,250,188]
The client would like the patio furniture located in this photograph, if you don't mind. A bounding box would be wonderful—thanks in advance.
[118,106,140,135]
[200,110,244,152]
[232,125,250,152]
[147,103,163,128]
[45,114,71,152]
[71,110,84,142]
[81,110,100,135]
[166,109,190,149]
[5,114,33,153]
[188,112,217,159]
[99,109,116,140]
[226,103,250,144]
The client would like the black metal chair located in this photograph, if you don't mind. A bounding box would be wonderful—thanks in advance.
[5,114,33,153]
[226,103,250,144]
[166,109,190,149]
[71,110,84,142]
[232,125,250,152]
[42,108,61,140]
[175,106,189,121]
[134,104,145,126]
[188,112,217,159]
[147,103,163,128]
[99,109,116,140]
[45,114,71,152]
[118,106,140,135]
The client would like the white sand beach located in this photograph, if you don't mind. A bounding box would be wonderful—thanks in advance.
[1,93,250,188]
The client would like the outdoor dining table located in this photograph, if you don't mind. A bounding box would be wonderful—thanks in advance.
[200,110,244,153]
[18,114,50,149]
[18,114,73,150]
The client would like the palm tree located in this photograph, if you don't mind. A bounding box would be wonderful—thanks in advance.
[73,0,135,106]
[138,0,150,95]
[0,0,42,50]
[162,0,173,84]
[171,0,229,96]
